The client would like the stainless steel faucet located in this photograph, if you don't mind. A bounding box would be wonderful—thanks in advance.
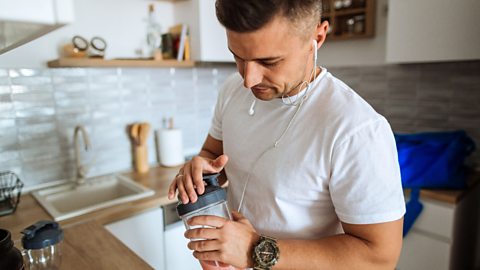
[73,125,91,185]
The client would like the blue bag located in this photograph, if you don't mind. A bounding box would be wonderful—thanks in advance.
[394,130,475,236]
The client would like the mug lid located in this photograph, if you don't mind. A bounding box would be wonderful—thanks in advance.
[21,220,63,249]
[176,173,227,217]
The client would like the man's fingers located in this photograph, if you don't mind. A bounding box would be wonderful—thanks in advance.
[183,173,198,203]
[210,154,229,171]
[168,180,177,200]
[193,251,224,264]
[185,227,219,240]
[168,155,229,203]
[187,238,221,252]
[231,211,252,227]
[188,215,227,228]
[177,178,189,204]
[230,211,244,221]
[191,158,206,195]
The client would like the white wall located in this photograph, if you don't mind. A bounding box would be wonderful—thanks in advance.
[0,0,174,68]
[318,0,388,67]
[0,0,389,68]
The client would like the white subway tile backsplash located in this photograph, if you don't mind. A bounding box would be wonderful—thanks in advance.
[0,85,11,95]
[10,76,51,86]
[51,68,88,77]
[1,62,479,187]
[15,107,56,118]
[0,150,19,163]
[0,140,17,156]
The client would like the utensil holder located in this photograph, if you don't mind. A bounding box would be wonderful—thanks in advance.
[133,145,149,173]
[0,171,24,217]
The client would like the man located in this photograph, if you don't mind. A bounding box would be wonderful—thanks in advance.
[168,1,406,269]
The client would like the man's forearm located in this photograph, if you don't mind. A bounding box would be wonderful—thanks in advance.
[268,218,404,269]
[273,231,401,270]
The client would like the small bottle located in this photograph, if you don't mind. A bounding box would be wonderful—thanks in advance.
[0,229,24,270]
[21,221,63,270]
[146,4,163,59]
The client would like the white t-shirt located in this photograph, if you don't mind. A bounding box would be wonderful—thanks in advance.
[209,68,406,239]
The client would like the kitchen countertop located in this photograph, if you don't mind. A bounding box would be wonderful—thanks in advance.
[0,165,182,242]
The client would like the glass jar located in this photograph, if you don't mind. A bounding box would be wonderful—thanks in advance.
[334,0,343,10]
[177,173,239,270]
[21,221,63,270]
[0,229,24,270]
[354,15,366,34]
[346,17,355,34]
[342,0,353,9]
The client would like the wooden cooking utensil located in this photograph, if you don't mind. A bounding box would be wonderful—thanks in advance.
[129,122,151,173]
[129,123,140,146]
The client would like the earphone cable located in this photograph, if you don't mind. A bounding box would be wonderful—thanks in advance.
[238,45,319,213]
[237,73,312,213]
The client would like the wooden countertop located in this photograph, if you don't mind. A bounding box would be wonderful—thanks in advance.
[0,165,182,242]
[61,221,153,270]
[404,170,480,204]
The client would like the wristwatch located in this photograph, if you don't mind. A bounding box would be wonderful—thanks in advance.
[253,235,280,270]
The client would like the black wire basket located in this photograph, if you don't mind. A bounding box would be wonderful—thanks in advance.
[0,171,24,217]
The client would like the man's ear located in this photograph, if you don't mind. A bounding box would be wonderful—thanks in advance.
[315,21,330,48]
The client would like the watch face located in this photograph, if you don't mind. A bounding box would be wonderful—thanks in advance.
[255,239,278,266]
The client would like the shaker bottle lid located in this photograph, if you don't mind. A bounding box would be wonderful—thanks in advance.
[176,173,227,217]
[21,220,64,250]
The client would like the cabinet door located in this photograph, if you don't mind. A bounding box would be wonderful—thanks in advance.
[198,0,232,62]
[410,198,455,241]
[163,203,202,270]
[386,0,480,63]
[105,208,165,270]
[164,221,202,270]
[397,230,451,270]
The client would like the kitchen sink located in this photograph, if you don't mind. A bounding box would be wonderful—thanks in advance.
[32,174,155,221]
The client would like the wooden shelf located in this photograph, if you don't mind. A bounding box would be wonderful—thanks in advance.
[334,7,367,16]
[47,58,195,68]
[328,32,374,41]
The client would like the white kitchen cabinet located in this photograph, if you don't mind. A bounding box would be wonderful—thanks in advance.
[397,198,454,270]
[0,0,74,54]
[397,182,480,270]
[163,203,202,270]
[398,230,451,270]
[105,208,165,270]
[173,0,233,62]
[386,0,480,63]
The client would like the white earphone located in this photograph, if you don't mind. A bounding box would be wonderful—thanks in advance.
[248,99,256,116]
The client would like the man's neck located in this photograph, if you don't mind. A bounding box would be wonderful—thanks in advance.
[283,66,321,98]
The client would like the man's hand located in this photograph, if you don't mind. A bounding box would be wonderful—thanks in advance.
[184,211,260,269]
[168,154,228,204]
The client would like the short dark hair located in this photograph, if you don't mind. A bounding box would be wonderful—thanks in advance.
[215,0,322,34]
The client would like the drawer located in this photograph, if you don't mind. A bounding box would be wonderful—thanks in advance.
[397,230,451,270]
[407,197,455,241]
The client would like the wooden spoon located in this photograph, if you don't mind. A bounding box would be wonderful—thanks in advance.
[129,123,140,146]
